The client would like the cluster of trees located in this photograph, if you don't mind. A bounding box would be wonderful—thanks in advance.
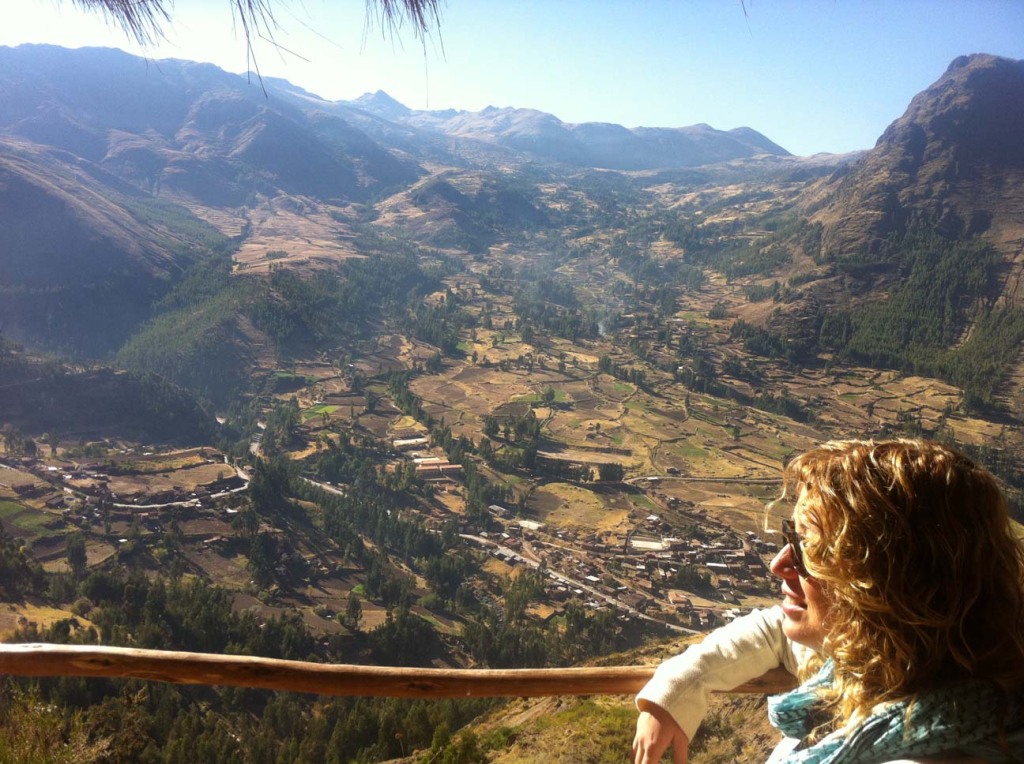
[597,355,647,388]
[0,424,38,457]
[609,232,705,291]
[0,525,43,599]
[118,236,439,404]
[511,273,600,342]
[406,295,469,355]
[259,398,301,456]
[729,320,811,364]
[461,570,636,668]
[662,218,789,281]
[819,229,1024,410]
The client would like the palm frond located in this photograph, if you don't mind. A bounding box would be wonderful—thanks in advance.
[371,0,442,40]
[68,0,441,45]
[71,0,170,44]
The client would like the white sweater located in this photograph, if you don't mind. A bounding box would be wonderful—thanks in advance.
[636,606,810,742]
[635,607,984,763]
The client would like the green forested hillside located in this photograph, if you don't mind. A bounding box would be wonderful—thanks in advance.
[116,236,445,403]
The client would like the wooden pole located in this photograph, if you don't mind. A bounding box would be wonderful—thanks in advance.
[0,643,796,698]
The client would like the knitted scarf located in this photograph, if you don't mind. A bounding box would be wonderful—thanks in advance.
[768,659,1024,763]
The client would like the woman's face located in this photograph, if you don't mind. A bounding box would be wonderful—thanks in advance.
[770,489,830,652]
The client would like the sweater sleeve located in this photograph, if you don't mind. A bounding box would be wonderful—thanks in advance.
[636,606,812,741]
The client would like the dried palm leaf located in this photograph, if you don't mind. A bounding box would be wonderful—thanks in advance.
[68,0,440,45]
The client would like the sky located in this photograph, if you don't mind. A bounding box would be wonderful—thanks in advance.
[4,1,1024,156]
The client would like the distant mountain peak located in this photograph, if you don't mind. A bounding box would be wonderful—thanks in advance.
[945,52,1010,74]
[351,90,410,118]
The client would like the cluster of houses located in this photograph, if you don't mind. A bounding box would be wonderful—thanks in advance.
[0,451,252,556]
[0,459,69,511]
[466,497,781,631]
[393,434,464,481]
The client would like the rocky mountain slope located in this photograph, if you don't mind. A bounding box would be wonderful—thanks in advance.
[807,54,1024,267]
[0,45,420,203]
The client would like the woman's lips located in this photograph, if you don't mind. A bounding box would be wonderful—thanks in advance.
[781,598,807,617]
[781,585,807,616]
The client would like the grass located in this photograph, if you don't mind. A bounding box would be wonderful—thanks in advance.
[676,443,709,458]
[0,502,54,538]
[272,371,313,385]
[535,484,628,532]
[678,311,712,326]
[629,495,659,513]
[512,389,569,404]
[418,612,443,628]
[492,700,637,764]
[0,500,25,519]
[301,404,339,422]
[123,454,204,473]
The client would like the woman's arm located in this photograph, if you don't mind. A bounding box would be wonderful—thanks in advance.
[633,702,690,764]
[635,607,810,743]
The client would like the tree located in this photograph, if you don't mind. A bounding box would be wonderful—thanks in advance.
[41,432,59,457]
[481,416,499,438]
[343,592,363,632]
[598,462,625,482]
[66,534,88,576]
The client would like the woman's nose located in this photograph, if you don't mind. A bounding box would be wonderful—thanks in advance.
[770,544,800,579]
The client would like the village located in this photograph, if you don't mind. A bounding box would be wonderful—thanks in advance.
[1,420,785,640]
[389,428,783,633]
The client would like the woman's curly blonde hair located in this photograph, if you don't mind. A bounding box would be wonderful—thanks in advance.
[783,439,1024,728]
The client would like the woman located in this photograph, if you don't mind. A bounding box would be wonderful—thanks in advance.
[632,439,1024,763]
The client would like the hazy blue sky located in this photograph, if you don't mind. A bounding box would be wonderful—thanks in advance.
[4,1,1023,155]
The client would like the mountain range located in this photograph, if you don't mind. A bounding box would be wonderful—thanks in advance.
[342,88,791,169]
[0,43,794,356]
[0,45,1022,402]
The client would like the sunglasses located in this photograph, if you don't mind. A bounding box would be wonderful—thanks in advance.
[781,518,811,578]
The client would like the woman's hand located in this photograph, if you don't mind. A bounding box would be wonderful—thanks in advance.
[632,703,689,764]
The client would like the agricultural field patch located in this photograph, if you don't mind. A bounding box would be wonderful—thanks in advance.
[0,465,38,493]
[178,516,236,538]
[354,411,395,439]
[529,483,629,533]
[105,447,224,472]
[106,462,234,497]
[947,415,1007,446]
[182,545,251,589]
[482,557,514,578]
[301,404,339,422]
[0,602,93,639]
[0,501,61,540]
[232,201,360,274]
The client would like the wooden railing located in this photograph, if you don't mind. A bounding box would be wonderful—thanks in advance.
[0,643,796,698]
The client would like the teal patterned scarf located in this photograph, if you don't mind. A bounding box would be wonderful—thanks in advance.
[768,659,1024,763]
